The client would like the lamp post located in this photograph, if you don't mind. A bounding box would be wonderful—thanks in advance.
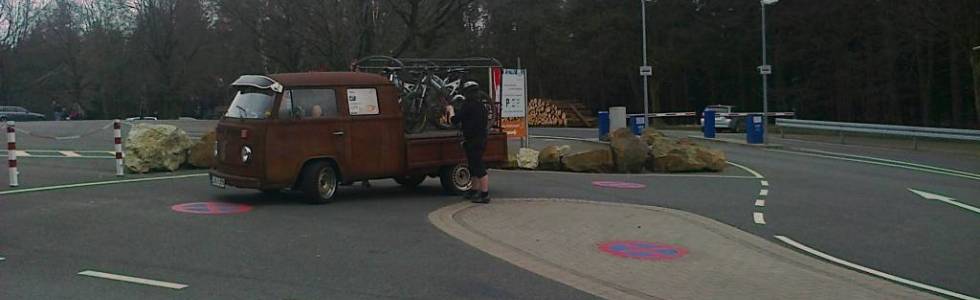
[759,0,778,144]
[641,0,652,126]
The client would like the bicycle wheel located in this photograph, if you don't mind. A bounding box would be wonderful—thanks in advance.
[402,93,428,134]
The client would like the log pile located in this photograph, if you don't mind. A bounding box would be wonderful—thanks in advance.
[528,98,568,127]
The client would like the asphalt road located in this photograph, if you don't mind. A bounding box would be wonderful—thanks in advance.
[1,121,978,299]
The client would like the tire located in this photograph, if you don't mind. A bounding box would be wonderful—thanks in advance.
[300,161,339,204]
[402,94,428,134]
[439,164,472,195]
[393,175,426,188]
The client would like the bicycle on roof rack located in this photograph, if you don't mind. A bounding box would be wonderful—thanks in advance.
[356,56,503,134]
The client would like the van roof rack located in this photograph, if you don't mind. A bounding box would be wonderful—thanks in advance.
[353,56,503,72]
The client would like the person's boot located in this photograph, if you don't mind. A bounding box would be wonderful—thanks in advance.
[472,191,491,204]
[463,190,479,200]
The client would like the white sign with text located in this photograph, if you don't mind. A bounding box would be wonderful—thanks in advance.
[501,69,527,118]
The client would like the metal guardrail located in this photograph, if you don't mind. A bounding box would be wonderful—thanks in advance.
[776,119,980,148]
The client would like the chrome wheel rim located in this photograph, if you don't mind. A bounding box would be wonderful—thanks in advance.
[453,165,472,191]
[317,168,337,199]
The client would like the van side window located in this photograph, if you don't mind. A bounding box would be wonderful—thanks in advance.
[289,89,338,119]
[278,90,295,119]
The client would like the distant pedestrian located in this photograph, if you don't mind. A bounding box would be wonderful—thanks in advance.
[51,100,67,121]
[447,81,491,203]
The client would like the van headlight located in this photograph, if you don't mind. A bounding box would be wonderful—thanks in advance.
[241,145,252,163]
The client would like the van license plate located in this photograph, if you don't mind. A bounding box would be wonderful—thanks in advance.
[210,175,226,188]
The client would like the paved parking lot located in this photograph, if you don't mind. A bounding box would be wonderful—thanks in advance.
[2,122,978,299]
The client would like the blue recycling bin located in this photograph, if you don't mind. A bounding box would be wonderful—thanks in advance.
[628,115,647,135]
[598,111,610,138]
[746,114,765,144]
[702,110,716,138]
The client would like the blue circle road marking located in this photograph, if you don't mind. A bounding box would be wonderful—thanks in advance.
[171,202,252,215]
[598,240,688,261]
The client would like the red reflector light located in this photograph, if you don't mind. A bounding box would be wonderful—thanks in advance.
[240,129,249,139]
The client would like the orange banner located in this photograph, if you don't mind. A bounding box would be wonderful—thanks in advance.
[502,118,527,139]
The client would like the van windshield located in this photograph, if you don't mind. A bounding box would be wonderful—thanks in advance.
[225,88,275,119]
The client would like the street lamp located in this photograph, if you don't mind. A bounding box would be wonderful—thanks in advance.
[759,0,778,144]
[641,0,652,127]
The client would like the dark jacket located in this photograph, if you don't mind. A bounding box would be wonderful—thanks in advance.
[451,90,489,140]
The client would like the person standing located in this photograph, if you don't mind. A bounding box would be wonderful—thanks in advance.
[447,81,491,203]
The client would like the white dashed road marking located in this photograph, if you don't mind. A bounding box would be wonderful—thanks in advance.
[753,212,766,224]
[755,200,766,207]
[59,151,81,157]
[78,270,188,290]
[759,189,769,197]
[761,180,769,187]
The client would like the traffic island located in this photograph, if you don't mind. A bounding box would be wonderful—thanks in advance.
[429,198,937,300]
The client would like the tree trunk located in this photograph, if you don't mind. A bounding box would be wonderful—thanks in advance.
[971,52,980,127]
[949,40,963,127]
[916,39,935,126]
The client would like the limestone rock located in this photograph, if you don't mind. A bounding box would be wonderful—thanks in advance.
[124,123,193,173]
[695,146,728,171]
[538,145,571,171]
[563,149,614,173]
[187,131,217,168]
[646,140,728,173]
[609,128,647,173]
[517,148,540,169]
[640,127,667,146]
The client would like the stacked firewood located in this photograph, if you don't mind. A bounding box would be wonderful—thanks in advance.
[528,98,568,126]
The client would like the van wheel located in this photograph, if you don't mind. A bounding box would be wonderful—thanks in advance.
[393,175,426,188]
[439,164,472,195]
[300,161,338,204]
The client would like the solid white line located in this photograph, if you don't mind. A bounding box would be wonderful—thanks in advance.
[14,150,30,157]
[768,149,980,181]
[755,199,766,207]
[798,148,980,178]
[727,161,764,179]
[759,189,769,197]
[761,180,769,187]
[78,270,188,290]
[59,151,82,157]
[753,212,766,224]
[0,173,209,196]
[775,236,979,300]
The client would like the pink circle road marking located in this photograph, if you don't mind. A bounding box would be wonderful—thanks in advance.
[171,202,253,215]
[592,181,646,189]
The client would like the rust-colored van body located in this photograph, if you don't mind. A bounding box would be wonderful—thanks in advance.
[210,72,507,191]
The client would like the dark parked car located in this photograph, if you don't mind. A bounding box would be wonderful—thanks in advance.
[0,106,46,122]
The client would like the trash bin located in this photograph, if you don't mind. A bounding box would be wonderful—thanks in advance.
[598,111,610,139]
[628,115,647,135]
[702,110,716,138]
[746,114,764,144]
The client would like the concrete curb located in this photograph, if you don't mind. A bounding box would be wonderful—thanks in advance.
[687,135,785,149]
[429,198,937,300]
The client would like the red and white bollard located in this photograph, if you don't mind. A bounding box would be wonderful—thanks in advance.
[113,119,124,176]
[7,121,18,187]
